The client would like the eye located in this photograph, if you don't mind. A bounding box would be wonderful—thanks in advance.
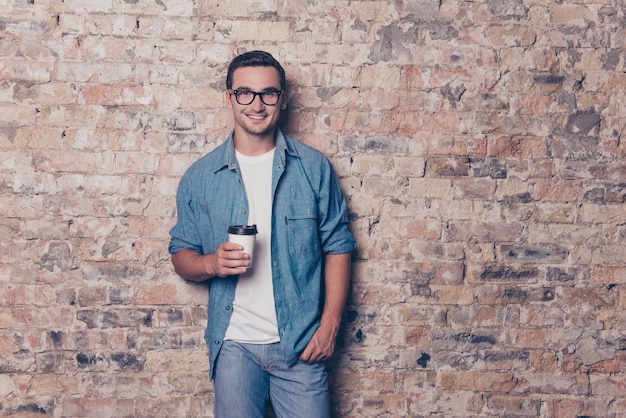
[237,90,252,96]
[262,90,279,97]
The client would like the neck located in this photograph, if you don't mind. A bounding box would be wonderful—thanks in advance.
[233,129,277,156]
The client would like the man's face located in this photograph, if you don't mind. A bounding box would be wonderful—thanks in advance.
[226,66,286,140]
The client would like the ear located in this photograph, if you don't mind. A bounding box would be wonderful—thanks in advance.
[280,94,287,110]
[225,90,233,109]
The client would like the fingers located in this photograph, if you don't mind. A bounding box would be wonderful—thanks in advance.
[212,242,250,277]
[299,332,335,363]
[300,346,330,363]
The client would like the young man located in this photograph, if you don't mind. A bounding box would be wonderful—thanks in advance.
[168,50,356,418]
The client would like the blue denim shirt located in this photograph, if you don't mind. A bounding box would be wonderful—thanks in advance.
[169,129,356,379]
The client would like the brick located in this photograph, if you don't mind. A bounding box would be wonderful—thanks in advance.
[409,391,483,416]
[517,372,589,395]
[394,156,426,177]
[0,59,53,83]
[550,4,595,26]
[144,349,208,373]
[395,305,448,327]
[350,155,393,176]
[28,373,80,396]
[14,82,75,105]
[58,0,113,13]
[355,64,402,89]
[447,220,524,243]
[377,216,442,240]
[77,308,153,329]
[533,180,585,202]
[486,395,541,416]
[483,26,537,47]
[223,20,291,42]
[351,1,390,21]
[366,88,401,111]
[344,110,391,133]
[133,284,186,306]
[544,398,605,418]
[361,177,398,196]
[83,14,138,37]
[428,156,469,177]
[528,203,576,223]
[427,285,474,305]
[447,305,520,329]
[408,178,453,198]
[403,326,429,346]
[0,373,16,398]
[439,371,516,392]
[77,287,107,307]
[113,152,159,174]
[4,285,57,306]
[422,111,470,134]
[341,133,409,153]
[500,244,568,263]
[529,350,558,373]
[80,85,155,106]
[454,177,497,199]
[6,307,74,328]
[561,287,616,307]
[393,110,424,135]
[61,397,134,418]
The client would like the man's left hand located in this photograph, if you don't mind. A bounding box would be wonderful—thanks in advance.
[299,321,338,363]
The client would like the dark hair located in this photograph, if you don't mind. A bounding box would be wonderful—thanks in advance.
[226,50,286,90]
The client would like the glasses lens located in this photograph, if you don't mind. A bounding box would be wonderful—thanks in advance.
[260,91,279,105]
[235,90,254,105]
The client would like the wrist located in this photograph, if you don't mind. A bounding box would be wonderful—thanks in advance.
[320,314,341,332]
[203,253,218,278]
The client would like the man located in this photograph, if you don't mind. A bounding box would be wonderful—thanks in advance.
[168,50,356,418]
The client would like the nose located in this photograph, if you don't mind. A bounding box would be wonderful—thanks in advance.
[250,93,265,109]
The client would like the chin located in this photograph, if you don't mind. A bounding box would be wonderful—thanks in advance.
[245,126,275,137]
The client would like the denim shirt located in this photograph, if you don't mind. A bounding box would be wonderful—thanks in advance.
[169,129,356,379]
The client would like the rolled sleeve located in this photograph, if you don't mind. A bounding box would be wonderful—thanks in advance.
[318,159,356,255]
[169,176,203,255]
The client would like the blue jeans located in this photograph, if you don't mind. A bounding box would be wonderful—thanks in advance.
[214,341,330,418]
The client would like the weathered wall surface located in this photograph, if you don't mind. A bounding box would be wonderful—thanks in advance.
[1,0,625,416]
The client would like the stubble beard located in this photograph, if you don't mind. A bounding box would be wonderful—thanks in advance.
[242,113,276,138]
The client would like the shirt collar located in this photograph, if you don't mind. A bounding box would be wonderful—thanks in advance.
[216,128,297,173]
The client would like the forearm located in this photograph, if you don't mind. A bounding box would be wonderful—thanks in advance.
[171,249,216,282]
[299,252,352,363]
[320,252,352,333]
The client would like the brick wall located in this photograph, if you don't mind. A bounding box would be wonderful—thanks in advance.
[1,0,625,416]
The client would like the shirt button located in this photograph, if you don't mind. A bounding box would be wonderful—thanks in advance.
[225,305,230,310]
[241,209,247,214]
[214,340,220,345]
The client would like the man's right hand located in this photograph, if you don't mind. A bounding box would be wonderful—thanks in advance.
[208,242,251,278]
[171,244,250,282]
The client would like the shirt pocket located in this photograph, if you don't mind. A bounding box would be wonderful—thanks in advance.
[285,201,320,256]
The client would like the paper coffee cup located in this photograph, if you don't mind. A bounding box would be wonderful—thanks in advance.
[227,225,257,268]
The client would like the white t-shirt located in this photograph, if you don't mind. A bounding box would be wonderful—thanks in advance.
[224,148,279,343]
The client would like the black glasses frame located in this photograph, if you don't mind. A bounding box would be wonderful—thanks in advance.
[228,89,284,106]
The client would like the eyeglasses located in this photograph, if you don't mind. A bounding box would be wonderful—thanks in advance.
[228,89,284,106]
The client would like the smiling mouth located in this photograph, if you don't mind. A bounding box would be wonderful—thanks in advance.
[246,113,267,121]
